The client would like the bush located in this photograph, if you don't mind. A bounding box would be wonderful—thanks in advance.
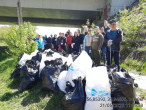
[4,22,38,57]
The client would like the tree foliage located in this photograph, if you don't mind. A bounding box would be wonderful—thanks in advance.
[3,22,38,56]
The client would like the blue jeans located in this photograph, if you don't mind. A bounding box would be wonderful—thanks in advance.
[107,51,120,71]
[101,47,106,63]
[67,45,72,54]
[85,46,92,59]
[79,46,82,53]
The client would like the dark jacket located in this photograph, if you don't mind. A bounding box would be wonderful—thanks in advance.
[61,37,66,46]
[104,29,123,52]
[78,33,84,44]
[102,32,107,47]
[57,37,63,46]
[46,37,51,43]
[50,37,53,44]
[72,36,82,50]
[104,26,110,33]
[52,37,57,46]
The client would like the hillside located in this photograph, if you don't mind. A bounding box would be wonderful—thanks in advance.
[107,0,146,74]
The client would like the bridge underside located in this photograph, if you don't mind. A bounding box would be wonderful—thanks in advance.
[0,6,101,27]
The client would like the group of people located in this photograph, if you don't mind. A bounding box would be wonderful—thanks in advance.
[35,19,123,71]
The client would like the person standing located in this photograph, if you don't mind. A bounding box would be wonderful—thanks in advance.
[57,32,63,51]
[44,35,48,50]
[35,35,44,52]
[104,20,110,33]
[52,34,58,51]
[61,33,67,51]
[84,25,88,36]
[66,32,73,54]
[72,31,82,53]
[46,36,51,49]
[77,29,84,53]
[105,19,123,71]
[50,34,53,49]
[90,26,103,66]
[83,27,93,59]
[100,27,107,65]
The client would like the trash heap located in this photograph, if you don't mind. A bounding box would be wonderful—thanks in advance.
[11,49,138,110]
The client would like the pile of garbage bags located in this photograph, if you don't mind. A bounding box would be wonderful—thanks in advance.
[11,49,73,92]
[11,49,137,110]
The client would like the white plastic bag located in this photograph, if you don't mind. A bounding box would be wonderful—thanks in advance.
[19,53,32,65]
[30,50,38,57]
[57,71,68,93]
[66,51,92,87]
[39,53,46,77]
[85,66,113,110]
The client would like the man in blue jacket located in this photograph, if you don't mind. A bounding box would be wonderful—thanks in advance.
[35,34,44,52]
[105,19,123,71]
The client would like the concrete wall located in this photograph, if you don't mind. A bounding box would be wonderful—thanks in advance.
[110,0,136,16]
[103,0,136,19]
[0,0,106,11]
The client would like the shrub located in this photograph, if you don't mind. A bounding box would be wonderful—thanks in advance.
[4,22,38,57]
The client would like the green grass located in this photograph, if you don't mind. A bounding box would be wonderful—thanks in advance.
[0,49,64,110]
[0,42,7,46]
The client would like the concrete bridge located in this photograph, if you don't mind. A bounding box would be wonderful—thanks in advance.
[0,0,135,27]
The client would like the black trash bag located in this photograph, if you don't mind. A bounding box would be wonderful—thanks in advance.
[10,65,23,79]
[20,65,27,79]
[18,53,24,61]
[26,60,40,69]
[62,77,85,110]
[50,58,63,66]
[20,66,39,92]
[72,52,80,61]
[24,60,40,78]
[107,64,118,73]
[60,62,68,72]
[58,50,69,57]
[110,69,135,110]
[46,51,54,57]
[51,48,58,52]
[44,60,51,66]
[121,68,128,73]
[32,52,42,62]
[41,66,60,92]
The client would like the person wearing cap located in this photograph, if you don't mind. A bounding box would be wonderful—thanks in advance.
[35,34,44,52]
[90,26,103,66]
[83,27,93,59]
[100,27,107,65]
[104,20,110,33]
[105,19,123,71]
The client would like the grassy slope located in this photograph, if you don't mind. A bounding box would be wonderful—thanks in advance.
[0,49,64,110]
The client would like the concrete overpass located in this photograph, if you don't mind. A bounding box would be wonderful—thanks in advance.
[0,0,106,27]
[0,0,136,27]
